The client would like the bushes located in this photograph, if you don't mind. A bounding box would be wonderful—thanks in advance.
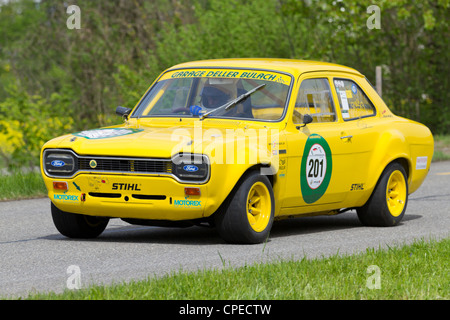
[0,83,73,169]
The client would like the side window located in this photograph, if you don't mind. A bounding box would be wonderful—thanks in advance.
[333,79,375,120]
[293,78,336,124]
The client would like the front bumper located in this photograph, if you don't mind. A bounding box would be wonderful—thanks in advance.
[45,173,210,221]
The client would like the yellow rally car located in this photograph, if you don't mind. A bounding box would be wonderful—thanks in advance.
[41,59,434,244]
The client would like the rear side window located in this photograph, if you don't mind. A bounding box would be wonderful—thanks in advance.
[333,79,375,120]
[293,78,336,123]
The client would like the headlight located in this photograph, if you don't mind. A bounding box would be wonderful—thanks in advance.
[172,153,209,182]
[43,150,77,177]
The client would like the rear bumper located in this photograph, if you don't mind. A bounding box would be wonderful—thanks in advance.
[44,173,211,221]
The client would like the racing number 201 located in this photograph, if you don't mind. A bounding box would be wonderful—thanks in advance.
[308,159,324,178]
[301,135,332,203]
[305,143,328,190]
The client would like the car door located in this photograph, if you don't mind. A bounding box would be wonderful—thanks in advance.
[328,74,379,207]
[282,72,377,211]
[283,74,343,209]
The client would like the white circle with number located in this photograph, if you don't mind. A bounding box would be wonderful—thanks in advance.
[306,144,327,189]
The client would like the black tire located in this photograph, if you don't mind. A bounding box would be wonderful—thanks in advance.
[357,162,408,227]
[215,171,274,244]
[51,202,109,238]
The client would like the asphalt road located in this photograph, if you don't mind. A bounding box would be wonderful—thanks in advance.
[1,161,449,298]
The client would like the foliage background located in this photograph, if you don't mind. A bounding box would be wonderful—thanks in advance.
[0,0,448,168]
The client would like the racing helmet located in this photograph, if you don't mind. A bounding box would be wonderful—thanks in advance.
[201,86,230,109]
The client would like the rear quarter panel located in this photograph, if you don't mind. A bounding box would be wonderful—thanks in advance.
[341,75,433,204]
[365,117,433,201]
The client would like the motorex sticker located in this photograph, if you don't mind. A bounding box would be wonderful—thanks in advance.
[300,134,332,204]
[73,128,143,139]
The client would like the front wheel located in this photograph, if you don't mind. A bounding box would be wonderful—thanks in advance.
[51,203,109,238]
[215,172,274,244]
[357,162,408,227]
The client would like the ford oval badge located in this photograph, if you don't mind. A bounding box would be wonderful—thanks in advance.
[51,160,65,167]
[183,165,199,172]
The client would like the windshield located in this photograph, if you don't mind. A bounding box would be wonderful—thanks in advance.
[132,68,292,121]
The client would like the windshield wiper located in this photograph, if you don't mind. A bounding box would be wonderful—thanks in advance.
[200,84,266,120]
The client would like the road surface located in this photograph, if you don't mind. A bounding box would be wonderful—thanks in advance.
[0,161,449,298]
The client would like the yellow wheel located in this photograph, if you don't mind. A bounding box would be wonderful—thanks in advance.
[386,170,407,217]
[246,182,272,232]
[357,162,408,226]
[215,171,274,244]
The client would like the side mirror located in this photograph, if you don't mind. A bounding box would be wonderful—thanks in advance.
[296,114,313,129]
[116,106,132,119]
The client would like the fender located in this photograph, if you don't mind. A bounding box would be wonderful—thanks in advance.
[201,133,284,218]
[365,126,411,198]
[201,138,272,217]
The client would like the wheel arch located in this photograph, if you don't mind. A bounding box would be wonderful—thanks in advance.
[395,157,411,180]
[210,163,276,218]
[366,128,411,193]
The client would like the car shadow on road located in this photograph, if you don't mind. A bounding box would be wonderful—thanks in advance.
[269,212,422,239]
[41,223,225,245]
[40,211,423,245]
[270,211,363,239]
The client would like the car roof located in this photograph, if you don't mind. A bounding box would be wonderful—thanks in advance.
[167,58,363,78]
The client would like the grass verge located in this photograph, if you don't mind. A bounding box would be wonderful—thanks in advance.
[434,134,450,161]
[0,170,47,201]
[24,238,449,300]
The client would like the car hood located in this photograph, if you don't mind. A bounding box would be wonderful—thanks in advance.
[43,119,276,159]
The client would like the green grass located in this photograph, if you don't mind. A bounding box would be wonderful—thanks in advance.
[0,170,47,201]
[24,238,449,300]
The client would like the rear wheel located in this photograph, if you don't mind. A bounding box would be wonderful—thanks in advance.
[357,162,408,226]
[215,172,274,244]
[51,203,109,238]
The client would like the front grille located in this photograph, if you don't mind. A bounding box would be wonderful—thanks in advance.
[78,157,172,174]
[43,149,208,183]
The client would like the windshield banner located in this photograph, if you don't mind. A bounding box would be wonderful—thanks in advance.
[161,69,292,86]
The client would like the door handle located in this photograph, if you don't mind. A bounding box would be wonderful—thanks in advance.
[340,135,353,140]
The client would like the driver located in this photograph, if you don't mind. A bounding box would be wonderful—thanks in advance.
[190,85,230,116]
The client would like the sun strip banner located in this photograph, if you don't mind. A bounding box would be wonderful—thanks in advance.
[160,69,292,86]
